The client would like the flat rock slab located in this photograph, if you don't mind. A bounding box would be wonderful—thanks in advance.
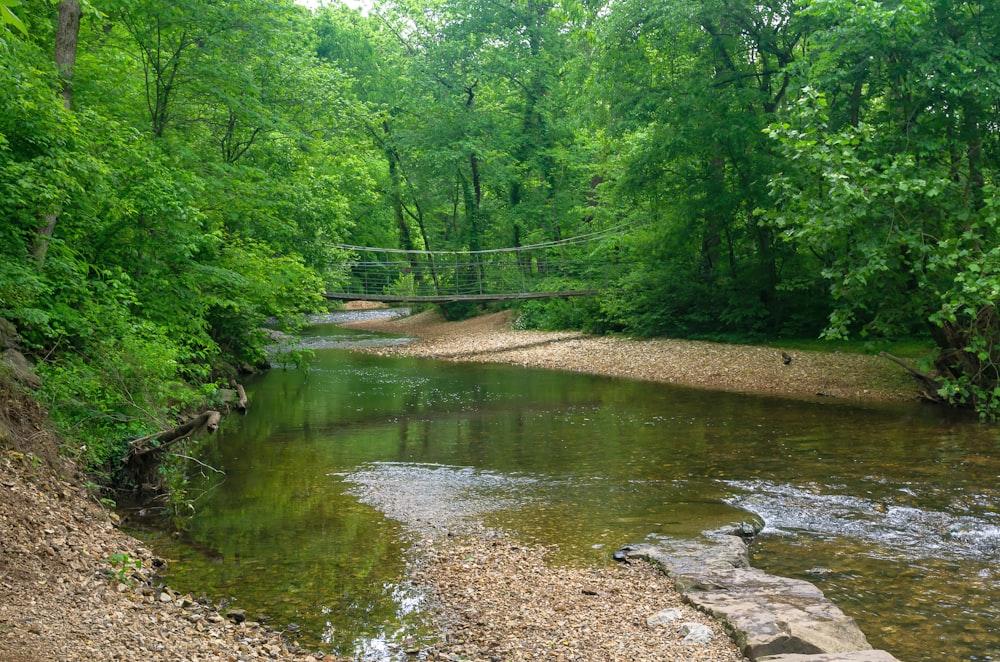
[623,538,903,662]
[757,652,902,662]
[687,581,871,658]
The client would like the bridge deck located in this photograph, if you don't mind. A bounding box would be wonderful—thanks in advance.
[323,290,599,303]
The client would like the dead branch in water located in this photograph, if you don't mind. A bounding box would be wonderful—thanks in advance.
[126,410,221,459]
[229,380,248,413]
[121,410,222,494]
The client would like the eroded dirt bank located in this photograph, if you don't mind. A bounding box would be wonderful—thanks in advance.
[341,308,921,403]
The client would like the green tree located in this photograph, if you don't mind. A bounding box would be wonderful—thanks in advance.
[1,0,354,478]
[766,0,1000,416]
[592,0,817,338]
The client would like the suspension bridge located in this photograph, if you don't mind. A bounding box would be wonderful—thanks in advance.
[324,223,631,304]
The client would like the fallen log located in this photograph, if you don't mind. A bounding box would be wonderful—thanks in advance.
[126,410,222,459]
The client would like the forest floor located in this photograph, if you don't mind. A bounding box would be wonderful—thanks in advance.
[0,308,921,661]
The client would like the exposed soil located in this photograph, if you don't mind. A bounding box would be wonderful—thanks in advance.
[341,308,922,403]
[0,309,921,661]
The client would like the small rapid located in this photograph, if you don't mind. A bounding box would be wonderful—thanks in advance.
[725,479,1000,563]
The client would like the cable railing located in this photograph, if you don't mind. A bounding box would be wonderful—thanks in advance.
[324,223,634,302]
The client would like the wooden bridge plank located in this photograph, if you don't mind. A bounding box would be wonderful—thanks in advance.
[323,291,599,303]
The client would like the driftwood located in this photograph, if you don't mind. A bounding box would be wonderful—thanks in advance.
[121,410,222,494]
[126,410,222,459]
[230,379,248,413]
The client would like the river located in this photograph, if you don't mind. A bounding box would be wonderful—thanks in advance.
[133,311,1000,661]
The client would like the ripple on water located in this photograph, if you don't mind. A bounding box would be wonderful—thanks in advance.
[723,479,1000,562]
[335,462,543,536]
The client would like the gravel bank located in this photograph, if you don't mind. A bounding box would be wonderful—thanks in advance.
[341,309,921,403]
[412,529,744,662]
[0,457,325,662]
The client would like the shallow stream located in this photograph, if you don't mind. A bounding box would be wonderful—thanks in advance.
[133,312,1000,661]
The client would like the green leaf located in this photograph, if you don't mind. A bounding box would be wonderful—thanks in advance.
[0,0,27,37]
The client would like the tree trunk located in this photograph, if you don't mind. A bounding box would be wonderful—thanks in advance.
[229,380,248,413]
[31,213,59,264]
[55,0,82,110]
[700,154,727,275]
[33,1,82,264]
[961,98,984,212]
[384,124,416,252]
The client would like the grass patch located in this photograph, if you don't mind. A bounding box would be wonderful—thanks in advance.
[764,336,936,360]
[677,330,936,361]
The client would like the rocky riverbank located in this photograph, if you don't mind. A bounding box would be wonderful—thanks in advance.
[340,308,921,404]
[0,309,915,661]
[0,382,325,661]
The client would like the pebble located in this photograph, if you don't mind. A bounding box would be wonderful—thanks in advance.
[681,622,716,644]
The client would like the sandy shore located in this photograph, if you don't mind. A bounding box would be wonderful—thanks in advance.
[341,308,921,404]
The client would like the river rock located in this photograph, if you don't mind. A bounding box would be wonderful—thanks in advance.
[647,608,684,626]
[0,318,21,350]
[622,536,902,661]
[756,652,902,662]
[680,622,715,643]
[621,534,750,592]
[2,349,42,390]
[685,573,870,657]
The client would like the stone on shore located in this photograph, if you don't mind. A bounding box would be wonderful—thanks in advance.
[757,652,904,662]
[623,538,902,661]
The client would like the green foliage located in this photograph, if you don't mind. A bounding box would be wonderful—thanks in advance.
[588,0,820,342]
[106,552,142,584]
[199,241,325,369]
[439,301,482,322]
[515,296,610,334]
[36,316,193,477]
[765,0,1000,417]
[0,0,27,48]
[0,4,351,481]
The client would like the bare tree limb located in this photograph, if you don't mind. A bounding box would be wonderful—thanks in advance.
[126,410,221,459]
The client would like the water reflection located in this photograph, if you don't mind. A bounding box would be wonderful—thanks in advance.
[147,318,1000,661]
